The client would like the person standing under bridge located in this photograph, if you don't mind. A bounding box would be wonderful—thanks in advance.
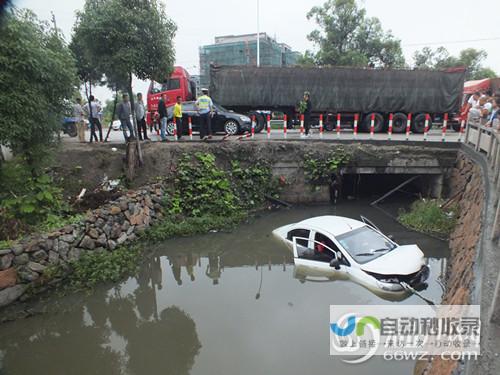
[196,88,213,140]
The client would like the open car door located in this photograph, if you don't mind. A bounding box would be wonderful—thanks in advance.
[360,215,381,232]
[291,236,343,272]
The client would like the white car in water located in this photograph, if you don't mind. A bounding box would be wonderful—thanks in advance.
[273,215,429,293]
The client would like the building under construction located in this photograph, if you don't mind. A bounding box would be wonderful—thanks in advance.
[199,33,301,88]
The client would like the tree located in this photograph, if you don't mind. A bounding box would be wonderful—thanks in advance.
[73,0,176,167]
[0,8,78,174]
[413,47,497,80]
[306,0,405,68]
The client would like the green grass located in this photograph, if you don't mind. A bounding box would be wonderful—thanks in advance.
[143,213,246,242]
[398,199,459,237]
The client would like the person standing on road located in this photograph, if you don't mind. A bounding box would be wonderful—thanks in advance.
[196,88,213,140]
[158,93,168,142]
[117,93,135,141]
[303,91,312,137]
[173,96,183,140]
[135,93,149,141]
[73,97,85,143]
[86,95,103,143]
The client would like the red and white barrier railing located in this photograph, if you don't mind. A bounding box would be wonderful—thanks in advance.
[173,117,178,141]
[188,116,193,140]
[369,113,375,139]
[336,113,341,139]
[423,113,430,141]
[459,119,466,142]
[406,113,412,140]
[283,115,287,139]
[251,115,256,139]
[388,113,393,140]
[300,114,305,137]
[442,113,448,141]
[353,113,359,138]
[319,114,324,138]
[267,114,271,139]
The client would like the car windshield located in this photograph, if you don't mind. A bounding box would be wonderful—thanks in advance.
[336,226,396,264]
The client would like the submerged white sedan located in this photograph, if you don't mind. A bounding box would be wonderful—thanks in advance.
[273,216,429,292]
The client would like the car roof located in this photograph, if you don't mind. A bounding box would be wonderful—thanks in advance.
[295,215,366,237]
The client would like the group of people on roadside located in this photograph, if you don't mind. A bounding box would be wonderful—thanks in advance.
[156,88,214,142]
[466,91,500,130]
[72,88,216,144]
[72,92,150,143]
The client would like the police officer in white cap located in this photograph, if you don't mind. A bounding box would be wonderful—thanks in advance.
[196,88,214,140]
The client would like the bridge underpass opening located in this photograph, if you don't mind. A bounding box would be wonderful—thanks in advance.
[340,173,444,202]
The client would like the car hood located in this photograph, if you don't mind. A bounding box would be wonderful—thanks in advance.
[360,245,425,275]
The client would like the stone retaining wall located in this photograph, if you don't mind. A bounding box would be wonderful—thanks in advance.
[0,184,165,308]
[416,151,485,375]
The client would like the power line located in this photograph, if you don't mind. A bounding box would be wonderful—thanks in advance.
[403,37,500,47]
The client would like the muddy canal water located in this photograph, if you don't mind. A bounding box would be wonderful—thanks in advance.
[0,202,448,375]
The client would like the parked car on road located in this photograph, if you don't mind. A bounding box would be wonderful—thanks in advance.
[165,101,252,136]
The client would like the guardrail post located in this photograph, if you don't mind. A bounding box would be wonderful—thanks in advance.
[188,117,193,140]
[423,114,430,141]
[353,113,359,139]
[494,142,500,183]
[283,115,287,139]
[465,119,471,144]
[319,114,324,138]
[173,117,178,141]
[251,115,255,139]
[266,114,271,139]
[369,113,375,139]
[300,114,305,137]
[336,113,341,139]
[475,126,482,152]
[405,113,412,141]
[458,119,466,142]
[441,113,448,142]
[388,113,393,141]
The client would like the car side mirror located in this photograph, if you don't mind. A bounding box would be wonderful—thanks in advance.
[330,258,340,270]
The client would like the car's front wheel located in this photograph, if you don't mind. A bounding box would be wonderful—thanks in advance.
[166,120,176,136]
[224,120,240,135]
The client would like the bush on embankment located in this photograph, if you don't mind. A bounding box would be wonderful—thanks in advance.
[398,199,459,238]
[36,152,279,292]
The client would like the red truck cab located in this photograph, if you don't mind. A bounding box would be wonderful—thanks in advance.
[146,66,197,125]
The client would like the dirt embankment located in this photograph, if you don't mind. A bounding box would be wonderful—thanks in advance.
[415,152,484,375]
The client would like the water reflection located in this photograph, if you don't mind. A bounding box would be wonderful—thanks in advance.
[0,257,201,375]
[0,203,450,375]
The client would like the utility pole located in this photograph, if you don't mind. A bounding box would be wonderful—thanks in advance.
[256,0,260,67]
[51,11,58,38]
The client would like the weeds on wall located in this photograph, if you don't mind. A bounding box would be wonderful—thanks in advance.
[303,148,351,186]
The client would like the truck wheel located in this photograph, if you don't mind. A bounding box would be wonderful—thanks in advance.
[412,113,430,134]
[224,120,240,135]
[362,113,384,132]
[324,121,335,131]
[248,112,265,133]
[392,113,407,133]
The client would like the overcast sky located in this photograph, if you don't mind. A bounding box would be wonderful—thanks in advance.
[14,0,500,102]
